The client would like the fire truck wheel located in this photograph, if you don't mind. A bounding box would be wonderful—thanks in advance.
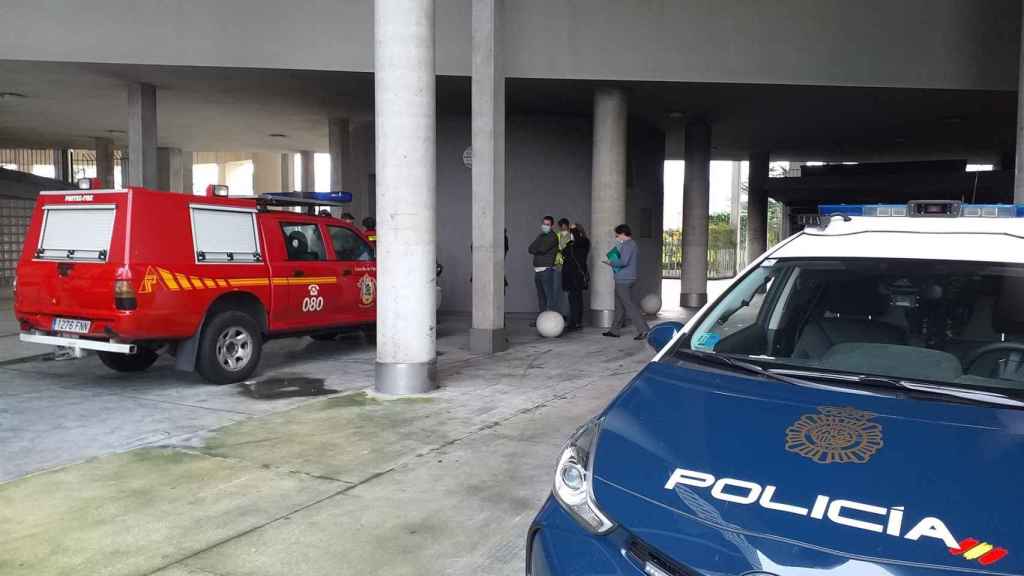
[197,311,263,384]
[97,348,159,373]
[310,332,338,341]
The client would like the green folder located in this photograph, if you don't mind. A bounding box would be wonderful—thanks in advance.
[606,246,621,264]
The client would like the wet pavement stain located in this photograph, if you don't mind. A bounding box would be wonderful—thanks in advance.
[241,376,336,399]
[317,391,435,410]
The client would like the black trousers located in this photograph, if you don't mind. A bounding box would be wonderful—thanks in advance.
[567,290,584,328]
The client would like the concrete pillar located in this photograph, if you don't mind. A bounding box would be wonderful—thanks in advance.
[374,0,437,394]
[747,150,770,263]
[348,121,373,220]
[156,147,184,192]
[729,160,742,271]
[680,120,710,309]
[182,150,193,194]
[95,138,115,188]
[300,150,315,192]
[589,88,628,328]
[127,83,157,187]
[1016,0,1024,201]
[281,153,295,191]
[469,0,507,354]
[329,118,351,217]
[252,152,283,195]
[53,149,70,183]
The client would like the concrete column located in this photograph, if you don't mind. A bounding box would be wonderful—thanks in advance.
[680,120,711,309]
[747,150,770,263]
[281,153,295,191]
[182,150,193,194]
[329,118,351,217]
[300,150,315,192]
[127,83,157,187]
[156,147,184,192]
[374,0,437,394]
[470,0,507,354]
[589,88,628,328]
[347,121,373,220]
[253,152,283,195]
[1016,0,1024,201]
[53,149,70,183]
[95,138,115,188]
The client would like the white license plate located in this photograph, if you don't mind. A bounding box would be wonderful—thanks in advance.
[52,318,91,334]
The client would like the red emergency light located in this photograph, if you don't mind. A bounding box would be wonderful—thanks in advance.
[76,177,103,190]
[205,184,230,197]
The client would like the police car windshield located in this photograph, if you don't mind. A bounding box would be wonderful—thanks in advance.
[680,258,1024,397]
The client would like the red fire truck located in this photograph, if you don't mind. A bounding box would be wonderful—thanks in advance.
[14,184,376,384]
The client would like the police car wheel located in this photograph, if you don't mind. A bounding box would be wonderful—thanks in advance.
[197,311,263,385]
[97,348,159,372]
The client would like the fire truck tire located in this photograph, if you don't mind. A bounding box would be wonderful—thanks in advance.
[97,348,159,372]
[197,311,263,384]
[310,332,338,341]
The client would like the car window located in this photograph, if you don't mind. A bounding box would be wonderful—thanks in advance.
[329,226,373,261]
[280,223,326,261]
[677,258,1024,395]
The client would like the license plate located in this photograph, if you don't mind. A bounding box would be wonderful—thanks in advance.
[52,318,91,334]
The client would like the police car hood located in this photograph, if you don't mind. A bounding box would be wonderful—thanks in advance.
[592,361,1023,575]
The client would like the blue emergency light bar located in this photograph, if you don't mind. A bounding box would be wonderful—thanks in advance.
[263,191,353,203]
[818,201,1024,219]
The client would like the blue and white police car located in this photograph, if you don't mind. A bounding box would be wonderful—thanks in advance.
[529,200,1023,576]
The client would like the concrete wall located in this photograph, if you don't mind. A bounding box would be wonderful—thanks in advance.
[436,113,663,315]
[0,0,1016,90]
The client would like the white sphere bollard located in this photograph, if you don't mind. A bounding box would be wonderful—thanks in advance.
[640,293,663,315]
[536,311,565,338]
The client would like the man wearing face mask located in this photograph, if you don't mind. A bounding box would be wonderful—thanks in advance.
[528,216,560,321]
[602,224,649,340]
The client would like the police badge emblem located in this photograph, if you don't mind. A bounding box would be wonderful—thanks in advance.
[785,406,884,464]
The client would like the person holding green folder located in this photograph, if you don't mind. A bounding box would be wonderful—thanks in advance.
[602,224,649,340]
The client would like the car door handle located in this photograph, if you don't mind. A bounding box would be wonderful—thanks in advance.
[293,270,305,277]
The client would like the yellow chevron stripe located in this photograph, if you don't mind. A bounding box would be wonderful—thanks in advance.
[964,543,994,561]
[157,268,180,291]
[202,278,217,289]
[228,278,270,287]
[216,279,228,288]
[189,276,205,290]
[175,273,192,290]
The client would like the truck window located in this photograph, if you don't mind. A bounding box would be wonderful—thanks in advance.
[281,223,326,261]
[191,206,261,263]
[37,205,116,262]
[328,226,373,261]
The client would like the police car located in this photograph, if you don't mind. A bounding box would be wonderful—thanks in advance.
[529,200,1023,575]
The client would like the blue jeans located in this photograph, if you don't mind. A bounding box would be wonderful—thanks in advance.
[534,268,558,312]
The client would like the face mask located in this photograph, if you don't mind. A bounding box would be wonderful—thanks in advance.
[615,237,624,245]
[541,224,551,233]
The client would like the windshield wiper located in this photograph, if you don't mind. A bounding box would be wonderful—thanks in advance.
[675,349,815,388]
[769,368,1024,409]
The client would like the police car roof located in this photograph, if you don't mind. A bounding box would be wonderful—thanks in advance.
[771,203,1024,264]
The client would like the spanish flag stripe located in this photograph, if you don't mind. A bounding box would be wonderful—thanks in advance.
[964,544,995,561]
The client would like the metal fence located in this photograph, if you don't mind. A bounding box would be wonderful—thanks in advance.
[662,245,738,280]
[0,197,34,290]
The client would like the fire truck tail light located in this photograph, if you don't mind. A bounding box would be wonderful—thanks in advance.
[114,280,137,311]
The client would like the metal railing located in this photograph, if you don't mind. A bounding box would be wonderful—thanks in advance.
[662,246,739,280]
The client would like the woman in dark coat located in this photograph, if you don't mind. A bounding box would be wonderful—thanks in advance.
[562,223,590,331]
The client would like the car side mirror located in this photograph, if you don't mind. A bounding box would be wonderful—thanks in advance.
[647,321,685,352]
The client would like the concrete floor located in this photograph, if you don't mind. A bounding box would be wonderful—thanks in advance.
[0,279,727,576]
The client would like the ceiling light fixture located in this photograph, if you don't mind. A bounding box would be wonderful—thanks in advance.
[107,129,126,135]
[0,92,27,101]
[269,133,288,138]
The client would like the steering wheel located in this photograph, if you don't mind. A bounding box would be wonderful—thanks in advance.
[963,342,1024,373]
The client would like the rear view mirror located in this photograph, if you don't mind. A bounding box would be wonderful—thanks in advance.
[647,321,684,352]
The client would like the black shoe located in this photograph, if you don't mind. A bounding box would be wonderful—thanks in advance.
[602,331,620,338]
[634,332,648,341]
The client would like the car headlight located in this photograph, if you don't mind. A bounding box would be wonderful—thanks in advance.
[553,418,615,533]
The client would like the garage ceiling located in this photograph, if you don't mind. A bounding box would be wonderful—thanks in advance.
[0,60,1015,163]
